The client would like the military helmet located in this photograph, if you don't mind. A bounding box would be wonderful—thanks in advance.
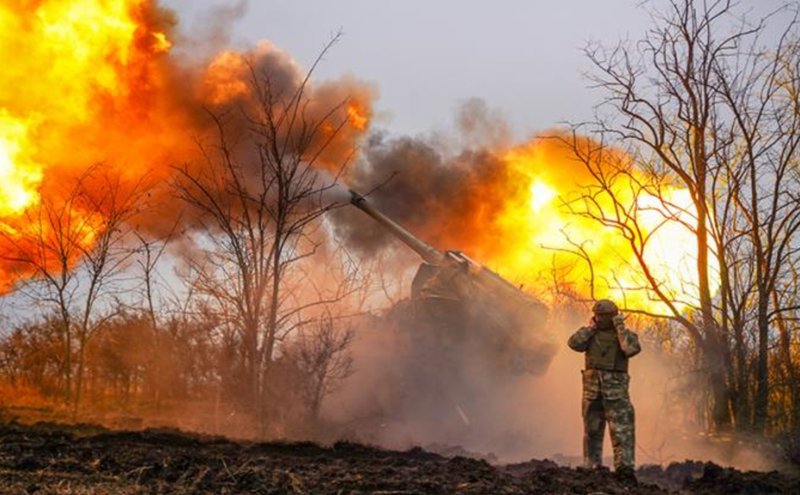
[592,299,618,315]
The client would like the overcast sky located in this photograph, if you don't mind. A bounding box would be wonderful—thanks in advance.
[162,0,785,139]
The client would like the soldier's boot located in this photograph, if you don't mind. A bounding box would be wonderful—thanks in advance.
[606,398,636,479]
[583,399,606,468]
[614,465,637,484]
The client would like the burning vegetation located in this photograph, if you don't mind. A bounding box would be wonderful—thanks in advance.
[1,0,800,492]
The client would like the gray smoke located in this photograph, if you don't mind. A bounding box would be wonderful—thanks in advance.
[169,0,250,59]
[330,99,521,257]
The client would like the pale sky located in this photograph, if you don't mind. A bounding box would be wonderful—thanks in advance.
[160,0,644,138]
[162,0,785,139]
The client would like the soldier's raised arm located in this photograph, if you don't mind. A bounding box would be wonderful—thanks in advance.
[613,315,641,358]
[568,325,595,352]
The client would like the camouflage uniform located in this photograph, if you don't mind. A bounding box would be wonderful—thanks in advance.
[568,305,641,471]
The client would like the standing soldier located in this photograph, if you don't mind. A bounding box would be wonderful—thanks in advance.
[568,299,641,480]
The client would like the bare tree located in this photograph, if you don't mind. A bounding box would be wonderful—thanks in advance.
[710,19,800,430]
[568,0,800,430]
[0,168,143,415]
[173,35,363,425]
[132,226,178,406]
[285,311,354,422]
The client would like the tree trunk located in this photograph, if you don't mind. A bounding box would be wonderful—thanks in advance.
[704,333,732,430]
[754,291,770,431]
[773,289,798,433]
[244,321,259,411]
[61,313,73,405]
[732,318,750,428]
[72,331,88,419]
[695,191,731,429]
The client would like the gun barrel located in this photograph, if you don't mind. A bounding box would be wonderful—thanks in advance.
[349,190,445,265]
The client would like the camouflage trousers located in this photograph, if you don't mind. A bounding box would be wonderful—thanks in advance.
[581,369,635,470]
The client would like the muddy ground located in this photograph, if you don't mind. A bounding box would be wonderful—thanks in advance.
[0,422,797,494]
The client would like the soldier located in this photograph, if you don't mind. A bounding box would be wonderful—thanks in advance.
[568,299,641,480]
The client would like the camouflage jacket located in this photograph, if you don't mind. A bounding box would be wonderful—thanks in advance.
[568,319,641,401]
[579,368,631,401]
[567,319,641,359]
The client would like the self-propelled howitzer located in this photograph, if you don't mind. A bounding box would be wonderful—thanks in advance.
[349,190,556,375]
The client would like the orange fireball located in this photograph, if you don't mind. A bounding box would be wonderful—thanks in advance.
[0,0,180,290]
[0,1,374,292]
[483,136,719,314]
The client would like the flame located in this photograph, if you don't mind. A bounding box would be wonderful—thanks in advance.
[202,49,254,106]
[466,137,719,314]
[151,31,172,53]
[0,112,40,215]
[528,180,557,214]
[0,1,374,293]
[347,102,369,131]
[0,0,180,290]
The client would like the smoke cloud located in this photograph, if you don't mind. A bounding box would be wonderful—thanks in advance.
[325,304,781,470]
[330,119,517,262]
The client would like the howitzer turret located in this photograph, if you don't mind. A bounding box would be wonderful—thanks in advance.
[349,190,555,375]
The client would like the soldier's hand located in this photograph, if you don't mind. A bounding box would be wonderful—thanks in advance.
[612,315,626,330]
